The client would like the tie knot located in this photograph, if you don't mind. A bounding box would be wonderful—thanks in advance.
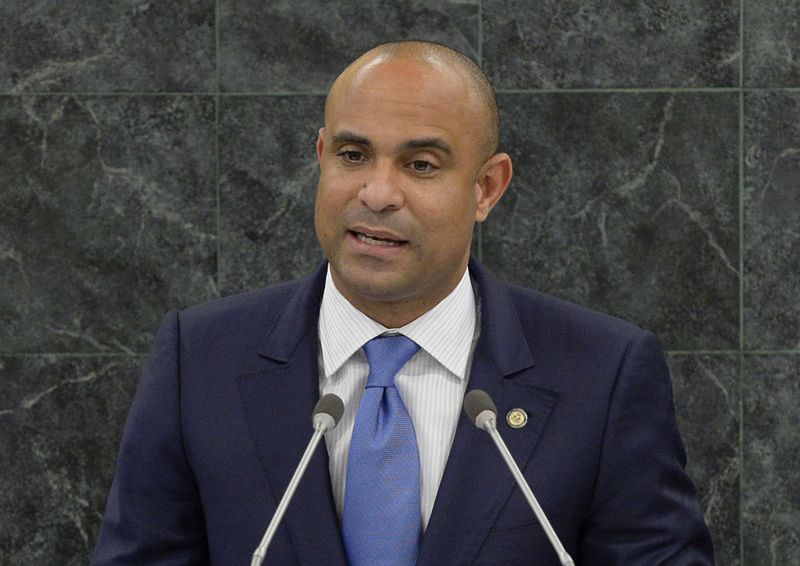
[363,335,420,388]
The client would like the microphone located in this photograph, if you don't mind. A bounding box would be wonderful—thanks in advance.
[251,393,345,566]
[463,390,575,566]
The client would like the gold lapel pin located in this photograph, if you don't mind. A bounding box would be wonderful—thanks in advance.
[506,408,528,429]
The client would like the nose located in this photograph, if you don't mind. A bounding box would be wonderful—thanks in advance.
[359,161,404,212]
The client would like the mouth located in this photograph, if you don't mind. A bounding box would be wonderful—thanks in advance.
[348,229,408,247]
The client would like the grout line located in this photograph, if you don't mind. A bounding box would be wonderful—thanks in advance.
[220,91,327,97]
[739,0,745,89]
[0,92,216,97]
[0,353,148,358]
[666,350,741,356]
[2,350,795,359]
[495,86,800,95]
[738,0,745,558]
[477,0,483,261]
[5,349,796,357]
[665,350,800,356]
[741,350,800,355]
[4,87,800,98]
[216,0,221,95]
[739,89,745,353]
[215,0,222,297]
[477,0,483,67]
[0,91,327,97]
[496,87,742,95]
[738,351,745,566]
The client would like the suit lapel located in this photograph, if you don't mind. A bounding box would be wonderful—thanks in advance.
[418,260,559,565]
[234,259,558,565]
[236,265,348,565]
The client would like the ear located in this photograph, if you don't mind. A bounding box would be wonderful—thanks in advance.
[474,152,513,223]
[316,127,326,162]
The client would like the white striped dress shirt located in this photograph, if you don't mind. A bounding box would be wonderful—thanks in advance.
[318,266,478,529]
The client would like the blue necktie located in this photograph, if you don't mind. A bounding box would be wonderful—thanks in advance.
[343,334,422,566]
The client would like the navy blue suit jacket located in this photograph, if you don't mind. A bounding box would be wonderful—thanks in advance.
[94,259,714,565]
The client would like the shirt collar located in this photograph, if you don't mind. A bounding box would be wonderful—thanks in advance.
[318,266,476,380]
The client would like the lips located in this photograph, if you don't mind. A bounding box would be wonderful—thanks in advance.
[348,229,408,247]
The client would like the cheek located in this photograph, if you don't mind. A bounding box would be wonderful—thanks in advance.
[416,192,478,243]
[318,168,361,202]
[316,177,346,214]
[314,182,338,234]
[315,177,359,242]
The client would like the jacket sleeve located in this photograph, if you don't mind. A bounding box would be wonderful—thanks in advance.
[92,310,209,565]
[578,330,715,565]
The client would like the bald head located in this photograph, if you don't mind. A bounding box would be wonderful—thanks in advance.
[325,41,500,162]
[314,41,513,327]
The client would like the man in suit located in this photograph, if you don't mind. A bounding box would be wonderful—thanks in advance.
[93,41,714,564]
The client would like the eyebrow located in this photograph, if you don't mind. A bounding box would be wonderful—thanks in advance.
[331,131,371,147]
[400,137,452,155]
[331,131,452,155]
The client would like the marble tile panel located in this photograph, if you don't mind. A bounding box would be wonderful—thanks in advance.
[744,91,800,350]
[219,95,325,294]
[0,96,217,354]
[742,355,800,564]
[668,354,740,566]
[483,0,739,89]
[219,0,479,92]
[0,1,215,93]
[0,355,140,565]
[483,93,739,350]
[744,0,800,87]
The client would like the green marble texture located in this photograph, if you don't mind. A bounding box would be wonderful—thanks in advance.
[485,92,739,350]
[1,0,798,564]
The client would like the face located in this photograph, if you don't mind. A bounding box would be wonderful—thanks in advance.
[314,55,510,326]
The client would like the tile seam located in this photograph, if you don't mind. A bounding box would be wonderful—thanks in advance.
[497,87,741,95]
[477,0,483,261]
[477,0,483,67]
[4,88,800,97]
[0,353,149,358]
[738,351,745,566]
[667,350,741,356]
[215,0,222,296]
[738,0,745,555]
[3,350,798,358]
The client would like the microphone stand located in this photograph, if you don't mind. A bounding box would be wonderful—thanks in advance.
[467,390,575,566]
[479,413,575,566]
[251,394,343,566]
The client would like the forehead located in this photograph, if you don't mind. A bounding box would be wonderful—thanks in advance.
[326,58,482,152]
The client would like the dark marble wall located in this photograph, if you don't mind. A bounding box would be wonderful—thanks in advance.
[1,1,797,564]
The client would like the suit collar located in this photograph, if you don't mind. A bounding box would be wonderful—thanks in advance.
[468,257,536,376]
[241,262,348,564]
[418,259,557,565]
[242,259,556,565]
[256,263,327,362]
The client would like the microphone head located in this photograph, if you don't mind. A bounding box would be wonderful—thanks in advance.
[312,393,345,431]
[463,389,497,426]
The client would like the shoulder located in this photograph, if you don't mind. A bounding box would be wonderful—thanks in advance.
[505,282,643,342]
[470,258,644,347]
[164,265,325,357]
[508,283,659,377]
[180,278,304,330]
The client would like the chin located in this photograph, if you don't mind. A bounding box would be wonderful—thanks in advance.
[347,277,409,302]
[335,268,411,301]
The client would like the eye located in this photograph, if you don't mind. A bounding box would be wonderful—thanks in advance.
[409,160,437,173]
[335,150,366,163]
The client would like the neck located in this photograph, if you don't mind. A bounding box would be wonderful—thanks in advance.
[330,269,467,329]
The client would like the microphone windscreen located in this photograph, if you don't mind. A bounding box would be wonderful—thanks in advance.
[314,393,345,425]
[463,389,497,422]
